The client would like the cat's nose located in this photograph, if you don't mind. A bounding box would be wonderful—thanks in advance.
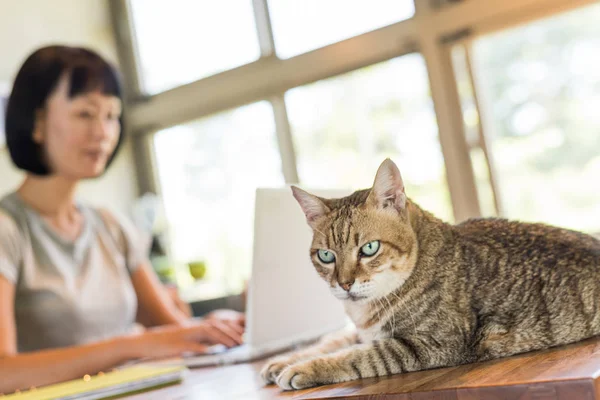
[339,280,355,292]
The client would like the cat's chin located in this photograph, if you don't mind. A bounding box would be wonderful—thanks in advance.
[331,292,370,303]
[343,294,371,303]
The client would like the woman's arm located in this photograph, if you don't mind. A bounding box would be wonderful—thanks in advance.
[131,262,245,339]
[0,275,136,392]
[102,208,243,331]
[0,275,240,394]
[131,262,190,326]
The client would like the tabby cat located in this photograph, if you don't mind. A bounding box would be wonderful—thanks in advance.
[260,158,600,391]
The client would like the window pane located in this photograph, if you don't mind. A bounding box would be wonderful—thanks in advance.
[286,54,453,222]
[473,4,600,233]
[153,102,283,300]
[130,0,260,94]
[268,0,415,59]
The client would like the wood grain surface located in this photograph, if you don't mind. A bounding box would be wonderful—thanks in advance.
[124,335,600,399]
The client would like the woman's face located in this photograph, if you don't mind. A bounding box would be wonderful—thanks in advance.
[34,74,122,179]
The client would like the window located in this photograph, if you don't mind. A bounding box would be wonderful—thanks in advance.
[129,0,260,94]
[285,54,453,222]
[268,0,415,58]
[153,102,284,300]
[472,3,600,232]
[117,1,600,303]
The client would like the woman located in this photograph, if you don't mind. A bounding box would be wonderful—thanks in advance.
[0,46,244,394]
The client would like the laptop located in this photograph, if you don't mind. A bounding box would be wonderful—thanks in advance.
[159,187,352,367]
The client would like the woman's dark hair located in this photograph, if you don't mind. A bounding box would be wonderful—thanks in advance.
[5,45,125,175]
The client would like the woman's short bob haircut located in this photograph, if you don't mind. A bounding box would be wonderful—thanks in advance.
[5,45,124,176]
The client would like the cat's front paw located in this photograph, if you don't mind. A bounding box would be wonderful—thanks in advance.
[260,355,295,385]
[276,359,332,391]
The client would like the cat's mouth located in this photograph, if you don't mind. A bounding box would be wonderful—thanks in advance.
[347,293,368,302]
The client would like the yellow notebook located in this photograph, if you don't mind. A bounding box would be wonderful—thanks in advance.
[4,365,187,400]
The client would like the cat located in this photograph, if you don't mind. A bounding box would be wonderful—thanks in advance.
[260,158,600,391]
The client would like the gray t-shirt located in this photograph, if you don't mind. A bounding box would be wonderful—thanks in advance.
[0,192,147,353]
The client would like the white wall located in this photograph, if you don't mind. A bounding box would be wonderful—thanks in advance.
[0,0,139,213]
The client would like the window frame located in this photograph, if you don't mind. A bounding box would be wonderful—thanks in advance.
[108,0,599,228]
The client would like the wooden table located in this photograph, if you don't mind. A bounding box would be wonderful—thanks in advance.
[125,336,600,399]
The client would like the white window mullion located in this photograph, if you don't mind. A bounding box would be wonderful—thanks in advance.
[463,44,504,217]
[270,96,299,184]
[415,0,481,221]
[252,0,276,58]
[252,0,299,183]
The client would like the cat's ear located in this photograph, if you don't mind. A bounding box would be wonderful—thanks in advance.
[291,186,330,227]
[368,158,407,211]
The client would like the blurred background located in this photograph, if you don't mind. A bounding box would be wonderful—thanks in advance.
[1,0,599,309]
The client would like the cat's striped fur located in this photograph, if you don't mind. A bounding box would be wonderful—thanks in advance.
[261,159,600,391]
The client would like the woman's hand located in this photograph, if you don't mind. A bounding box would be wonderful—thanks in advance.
[131,319,244,359]
[204,309,245,339]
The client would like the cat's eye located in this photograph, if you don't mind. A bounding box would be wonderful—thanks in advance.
[360,240,380,257]
[317,249,336,264]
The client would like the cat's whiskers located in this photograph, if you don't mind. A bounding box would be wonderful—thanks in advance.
[370,292,395,338]
[389,291,417,334]
[379,296,394,339]
[371,297,385,328]
[379,297,390,325]
[382,293,396,335]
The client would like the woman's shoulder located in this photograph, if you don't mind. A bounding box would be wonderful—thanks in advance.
[0,193,24,235]
[0,192,22,215]
[86,206,134,235]
[99,208,149,250]
[0,209,19,235]
[0,195,24,279]
[86,205,150,274]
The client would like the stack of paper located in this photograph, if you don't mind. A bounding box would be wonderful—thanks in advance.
[4,365,186,400]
